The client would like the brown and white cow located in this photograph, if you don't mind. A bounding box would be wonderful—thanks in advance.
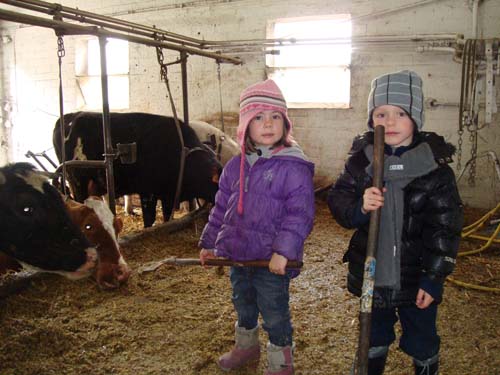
[65,197,130,289]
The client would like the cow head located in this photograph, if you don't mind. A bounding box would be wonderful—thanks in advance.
[182,148,222,204]
[66,196,131,289]
[0,163,97,279]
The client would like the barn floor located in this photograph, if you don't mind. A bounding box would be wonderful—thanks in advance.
[0,199,499,375]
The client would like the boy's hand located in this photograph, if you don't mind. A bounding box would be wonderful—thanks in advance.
[200,249,216,268]
[269,253,288,275]
[416,288,434,309]
[362,187,387,214]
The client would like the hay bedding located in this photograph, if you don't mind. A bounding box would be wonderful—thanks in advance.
[0,201,499,375]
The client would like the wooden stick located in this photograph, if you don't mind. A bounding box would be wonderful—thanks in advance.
[354,125,385,375]
[138,257,303,274]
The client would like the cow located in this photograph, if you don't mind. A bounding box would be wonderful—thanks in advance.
[0,162,97,280]
[123,120,240,215]
[66,197,131,289]
[53,112,222,227]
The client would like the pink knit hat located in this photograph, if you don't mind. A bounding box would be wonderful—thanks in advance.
[236,79,293,215]
[237,79,293,146]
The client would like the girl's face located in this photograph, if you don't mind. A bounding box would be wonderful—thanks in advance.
[248,110,285,147]
[372,105,415,147]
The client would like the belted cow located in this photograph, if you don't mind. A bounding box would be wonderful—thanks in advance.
[53,112,222,227]
[0,163,97,279]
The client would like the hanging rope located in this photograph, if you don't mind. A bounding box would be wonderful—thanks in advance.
[155,40,187,220]
[56,33,68,197]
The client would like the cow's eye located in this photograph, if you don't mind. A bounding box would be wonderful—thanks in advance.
[22,206,34,215]
[85,224,92,230]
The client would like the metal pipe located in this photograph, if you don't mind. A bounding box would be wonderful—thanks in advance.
[472,0,480,39]
[416,45,456,53]
[180,51,189,127]
[204,34,459,49]
[0,8,241,64]
[98,36,116,215]
[2,0,205,46]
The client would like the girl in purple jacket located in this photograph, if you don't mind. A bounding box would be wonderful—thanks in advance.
[199,79,315,375]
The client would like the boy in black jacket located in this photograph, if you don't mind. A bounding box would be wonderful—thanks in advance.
[328,70,463,375]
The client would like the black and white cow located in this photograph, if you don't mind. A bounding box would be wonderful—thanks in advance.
[0,163,97,279]
[53,112,222,227]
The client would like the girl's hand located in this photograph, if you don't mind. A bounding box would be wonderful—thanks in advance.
[362,187,387,214]
[200,249,216,268]
[269,253,288,275]
[416,288,434,309]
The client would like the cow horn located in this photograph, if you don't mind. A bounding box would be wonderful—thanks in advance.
[0,171,5,185]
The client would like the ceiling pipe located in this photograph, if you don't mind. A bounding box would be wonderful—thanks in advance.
[0,8,241,64]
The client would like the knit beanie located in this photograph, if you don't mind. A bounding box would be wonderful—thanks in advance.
[367,70,424,130]
[236,79,292,215]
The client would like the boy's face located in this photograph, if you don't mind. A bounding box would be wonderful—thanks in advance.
[248,110,285,147]
[372,105,415,147]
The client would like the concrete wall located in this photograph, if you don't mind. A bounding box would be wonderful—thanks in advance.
[1,0,499,207]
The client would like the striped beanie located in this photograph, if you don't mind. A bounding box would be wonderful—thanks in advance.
[367,70,424,130]
[236,79,292,215]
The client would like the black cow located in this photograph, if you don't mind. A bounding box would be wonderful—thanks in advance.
[53,112,222,227]
[0,163,97,279]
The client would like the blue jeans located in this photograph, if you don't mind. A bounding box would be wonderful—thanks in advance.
[230,266,293,346]
[370,304,440,361]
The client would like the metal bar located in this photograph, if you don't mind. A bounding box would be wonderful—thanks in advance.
[2,0,206,46]
[180,51,189,126]
[0,8,241,64]
[62,160,106,168]
[98,36,116,215]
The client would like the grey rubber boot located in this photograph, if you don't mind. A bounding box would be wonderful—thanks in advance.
[264,342,294,375]
[414,354,439,375]
[218,322,260,371]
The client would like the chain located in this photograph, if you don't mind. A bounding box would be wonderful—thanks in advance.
[467,123,478,186]
[57,35,65,58]
[457,128,464,172]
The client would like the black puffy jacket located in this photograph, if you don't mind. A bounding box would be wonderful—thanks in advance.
[328,131,463,307]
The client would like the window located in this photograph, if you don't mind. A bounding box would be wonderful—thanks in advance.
[266,15,351,108]
[75,37,129,110]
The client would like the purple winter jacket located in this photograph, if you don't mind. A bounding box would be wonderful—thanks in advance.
[199,145,315,275]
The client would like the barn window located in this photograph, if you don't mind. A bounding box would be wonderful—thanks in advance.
[266,15,351,109]
[75,37,129,110]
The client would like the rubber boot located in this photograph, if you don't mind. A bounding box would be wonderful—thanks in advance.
[368,346,388,375]
[218,323,260,371]
[414,354,439,375]
[264,342,294,375]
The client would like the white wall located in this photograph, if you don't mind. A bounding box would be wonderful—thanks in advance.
[1,0,499,207]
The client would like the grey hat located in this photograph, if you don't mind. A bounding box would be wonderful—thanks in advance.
[367,70,424,130]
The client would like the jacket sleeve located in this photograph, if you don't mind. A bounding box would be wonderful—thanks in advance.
[272,164,315,261]
[198,159,234,250]
[328,155,367,229]
[421,165,463,282]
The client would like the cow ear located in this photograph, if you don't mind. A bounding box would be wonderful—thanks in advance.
[113,217,123,235]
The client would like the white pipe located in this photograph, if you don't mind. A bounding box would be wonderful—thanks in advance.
[416,46,456,53]
[472,0,480,38]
